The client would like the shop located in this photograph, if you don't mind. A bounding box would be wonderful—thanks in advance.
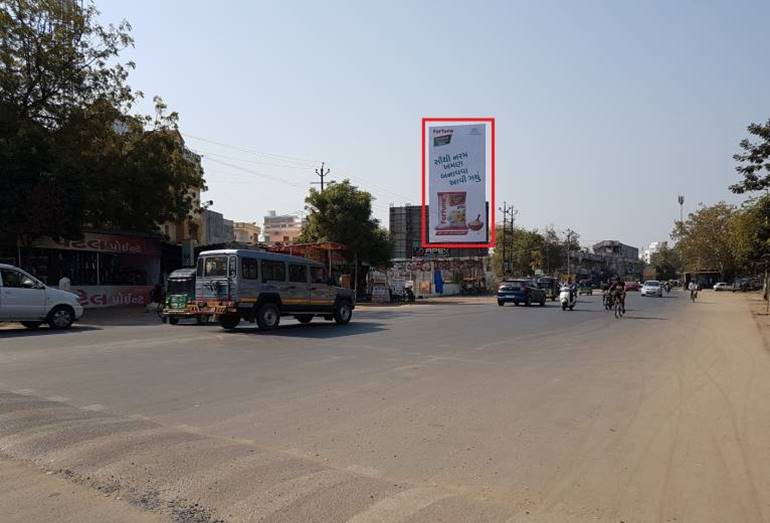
[11,232,161,308]
[388,256,491,297]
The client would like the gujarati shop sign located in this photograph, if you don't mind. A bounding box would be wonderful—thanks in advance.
[33,232,161,256]
[427,123,488,244]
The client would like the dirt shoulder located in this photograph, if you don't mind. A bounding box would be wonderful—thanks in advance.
[0,452,163,523]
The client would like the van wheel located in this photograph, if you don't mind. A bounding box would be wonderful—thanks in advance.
[295,315,313,324]
[333,300,352,325]
[21,321,42,330]
[256,303,280,330]
[196,315,207,325]
[47,305,74,330]
[219,315,240,330]
[168,317,179,325]
[497,300,504,306]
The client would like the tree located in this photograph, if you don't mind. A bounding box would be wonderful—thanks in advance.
[731,195,770,275]
[730,119,770,194]
[649,244,680,281]
[299,180,392,267]
[491,227,544,276]
[671,202,737,279]
[541,226,564,274]
[0,0,204,248]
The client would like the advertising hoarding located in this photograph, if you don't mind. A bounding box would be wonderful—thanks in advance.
[422,118,494,248]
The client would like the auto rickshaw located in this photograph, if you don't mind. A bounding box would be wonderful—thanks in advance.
[536,277,560,301]
[160,268,206,325]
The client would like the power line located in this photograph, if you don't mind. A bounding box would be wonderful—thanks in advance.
[205,158,307,189]
[181,133,320,166]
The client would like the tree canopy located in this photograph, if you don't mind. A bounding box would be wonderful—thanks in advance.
[0,0,204,246]
[671,202,737,278]
[730,119,770,194]
[299,180,392,267]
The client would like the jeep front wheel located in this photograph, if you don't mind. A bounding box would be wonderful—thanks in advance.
[333,300,352,325]
[219,314,240,330]
[256,303,280,330]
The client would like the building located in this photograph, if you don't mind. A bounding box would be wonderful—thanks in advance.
[593,240,639,260]
[202,209,235,246]
[262,211,303,244]
[389,205,488,259]
[159,136,205,250]
[642,241,668,264]
[233,222,262,245]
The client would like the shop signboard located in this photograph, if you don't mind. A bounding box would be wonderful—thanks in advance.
[33,232,161,256]
[73,285,152,308]
[423,119,493,247]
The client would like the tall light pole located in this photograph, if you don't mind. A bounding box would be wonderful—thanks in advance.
[677,195,684,224]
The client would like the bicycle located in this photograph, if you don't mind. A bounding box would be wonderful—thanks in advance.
[690,289,698,302]
[611,291,625,319]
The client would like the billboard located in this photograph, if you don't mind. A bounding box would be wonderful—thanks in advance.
[422,118,494,247]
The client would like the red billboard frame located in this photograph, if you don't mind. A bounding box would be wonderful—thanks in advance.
[421,117,496,248]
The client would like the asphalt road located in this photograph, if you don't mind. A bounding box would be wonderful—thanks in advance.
[1,291,769,522]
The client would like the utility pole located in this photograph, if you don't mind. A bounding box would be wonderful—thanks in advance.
[312,162,334,192]
[498,202,517,276]
[677,195,684,224]
[565,229,576,278]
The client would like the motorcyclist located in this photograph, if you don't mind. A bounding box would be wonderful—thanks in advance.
[688,280,698,301]
[567,278,578,302]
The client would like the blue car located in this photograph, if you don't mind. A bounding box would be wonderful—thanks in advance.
[497,279,547,307]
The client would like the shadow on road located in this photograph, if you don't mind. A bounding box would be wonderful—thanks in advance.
[0,325,103,339]
[227,320,387,338]
[623,316,669,321]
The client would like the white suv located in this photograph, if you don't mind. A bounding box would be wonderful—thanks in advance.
[0,264,84,329]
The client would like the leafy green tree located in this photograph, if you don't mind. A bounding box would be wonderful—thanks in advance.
[731,195,770,275]
[492,227,545,276]
[299,180,392,267]
[730,119,770,194]
[0,0,204,248]
[649,244,680,281]
[671,202,737,279]
[541,226,564,274]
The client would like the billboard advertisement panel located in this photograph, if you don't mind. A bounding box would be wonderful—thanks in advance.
[422,119,494,247]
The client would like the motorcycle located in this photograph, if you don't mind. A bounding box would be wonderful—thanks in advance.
[560,285,576,311]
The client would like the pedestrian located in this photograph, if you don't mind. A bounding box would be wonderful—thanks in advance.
[58,274,71,291]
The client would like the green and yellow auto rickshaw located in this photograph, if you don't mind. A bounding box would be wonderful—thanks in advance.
[160,268,206,325]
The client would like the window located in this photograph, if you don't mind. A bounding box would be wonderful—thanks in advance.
[289,264,307,283]
[310,266,327,284]
[1,269,24,288]
[228,256,237,278]
[242,258,258,279]
[204,256,228,277]
[261,260,286,283]
[196,258,203,278]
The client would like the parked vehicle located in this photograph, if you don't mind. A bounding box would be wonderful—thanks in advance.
[559,285,576,311]
[625,281,641,292]
[0,263,84,329]
[536,277,560,301]
[195,249,355,330]
[577,279,593,295]
[641,280,663,297]
[160,268,207,325]
[497,279,547,307]
[713,282,732,292]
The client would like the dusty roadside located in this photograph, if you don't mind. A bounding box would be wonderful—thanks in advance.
[0,452,163,523]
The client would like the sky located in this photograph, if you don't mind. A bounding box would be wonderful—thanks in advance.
[97,0,769,251]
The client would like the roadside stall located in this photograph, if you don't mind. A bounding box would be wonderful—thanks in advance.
[387,256,489,297]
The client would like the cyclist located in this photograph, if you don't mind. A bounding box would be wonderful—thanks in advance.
[608,276,626,313]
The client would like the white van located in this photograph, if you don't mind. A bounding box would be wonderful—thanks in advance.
[0,263,84,329]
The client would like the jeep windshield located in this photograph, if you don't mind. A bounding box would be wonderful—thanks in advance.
[203,256,228,277]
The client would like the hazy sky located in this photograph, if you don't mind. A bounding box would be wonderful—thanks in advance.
[98,0,768,250]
